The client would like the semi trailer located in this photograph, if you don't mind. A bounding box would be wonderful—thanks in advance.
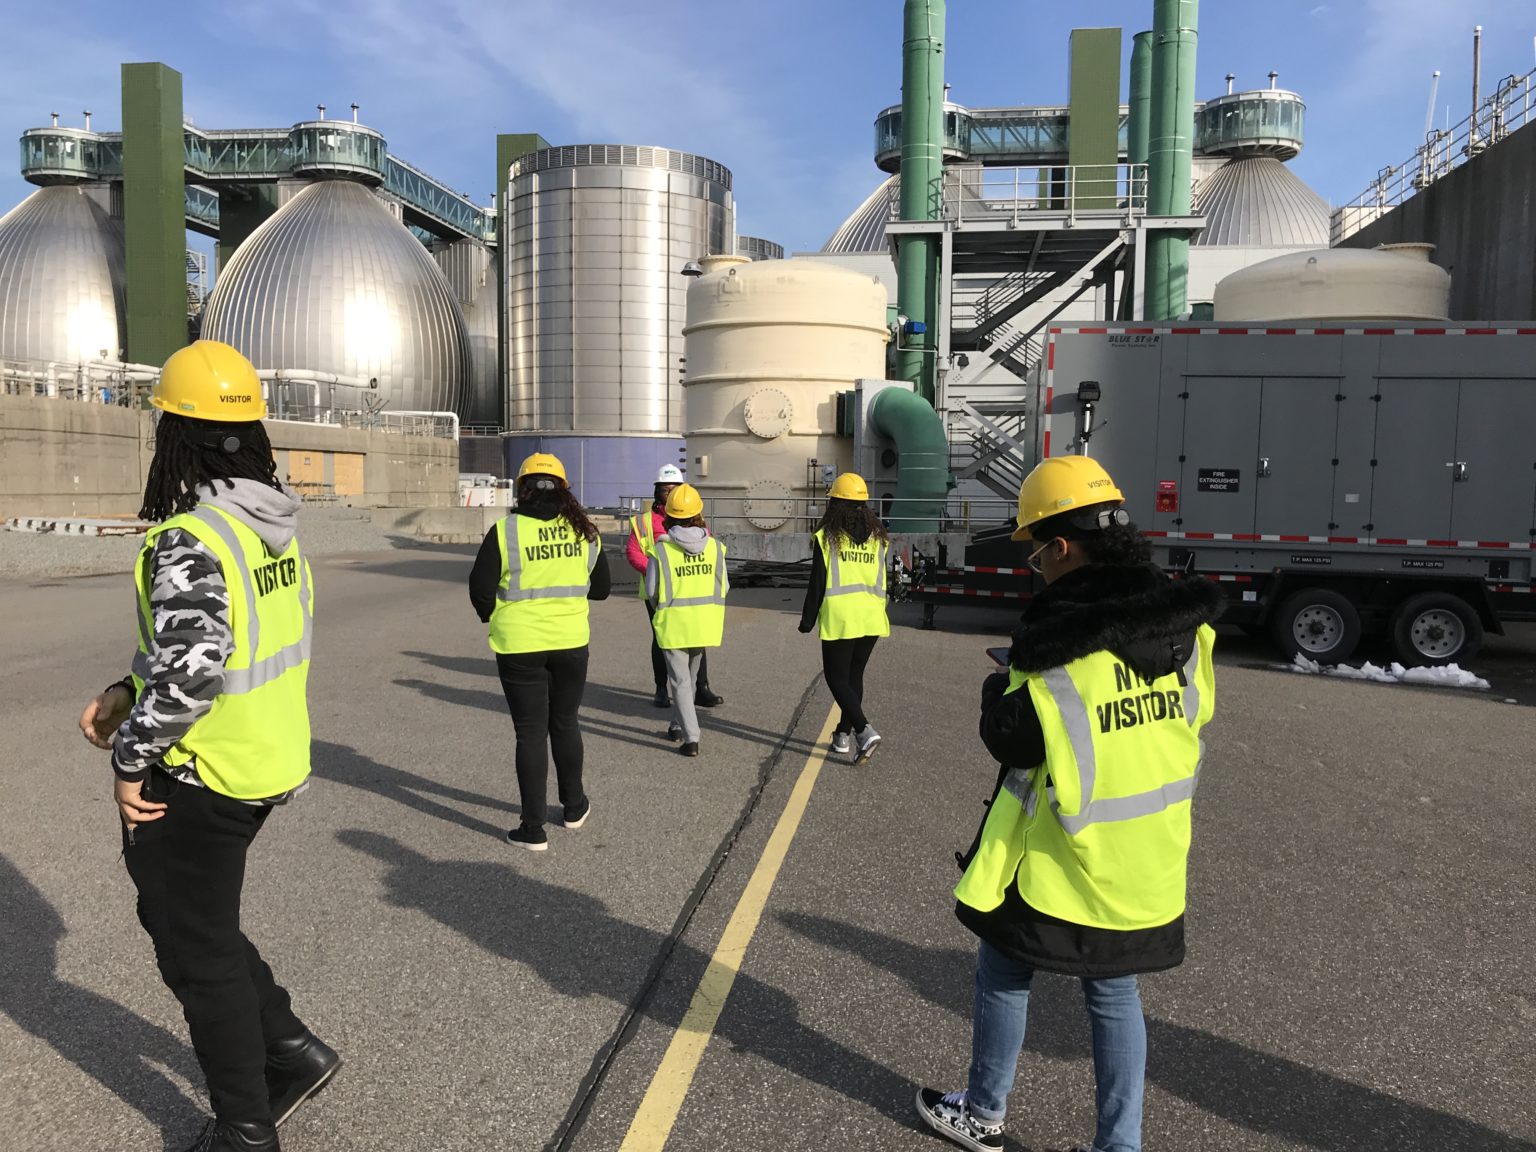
[910,322,1536,667]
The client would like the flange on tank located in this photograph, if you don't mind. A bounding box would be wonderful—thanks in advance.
[1213,243,1451,322]
[682,256,889,533]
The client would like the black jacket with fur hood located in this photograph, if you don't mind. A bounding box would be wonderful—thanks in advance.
[956,562,1223,978]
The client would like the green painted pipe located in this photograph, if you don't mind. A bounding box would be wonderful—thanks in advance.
[895,0,945,404]
[871,387,950,533]
[1146,0,1197,320]
[1129,31,1153,168]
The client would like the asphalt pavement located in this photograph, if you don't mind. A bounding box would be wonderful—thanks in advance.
[1,544,1531,1152]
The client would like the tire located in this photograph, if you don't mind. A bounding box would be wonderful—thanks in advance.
[1389,592,1484,667]
[1271,588,1362,664]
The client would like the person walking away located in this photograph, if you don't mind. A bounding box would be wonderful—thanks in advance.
[798,472,889,762]
[645,484,728,757]
[627,464,724,710]
[915,456,1221,1152]
[470,453,611,852]
[76,340,340,1152]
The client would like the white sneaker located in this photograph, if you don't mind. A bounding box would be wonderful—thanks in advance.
[855,725,881,763]
[831,731,852,756]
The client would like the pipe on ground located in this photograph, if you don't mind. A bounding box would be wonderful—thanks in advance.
[870,387,949,533]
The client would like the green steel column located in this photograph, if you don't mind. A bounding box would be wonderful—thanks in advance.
[216,185,280,271]
[1146,0,1197,320]
[495,133,548,431]
[122,63,187,366]
[1068,28,1122,210]
[1129,31,1153,167]
[895,0,944,404]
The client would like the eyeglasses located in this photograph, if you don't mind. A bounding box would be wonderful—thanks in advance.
[1026,538,1056,575]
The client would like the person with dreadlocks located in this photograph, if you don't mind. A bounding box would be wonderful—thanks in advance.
[798,473,890,763]
[77,340,339,1152]
[469,453,612,851]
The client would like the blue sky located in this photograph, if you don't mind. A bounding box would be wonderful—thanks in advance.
[3,0,1534,256]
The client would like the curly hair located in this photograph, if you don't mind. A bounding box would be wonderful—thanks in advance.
[516,479,601,542]
[816,496,889,550]
[139,413,283,522]
[1029,506,1151,568]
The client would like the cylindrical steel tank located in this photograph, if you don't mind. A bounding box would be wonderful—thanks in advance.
[0,186,126,366]
[201,180,469,413]
[432,238,499,425]
[682,256,889,533]
[735,236,784,261]
[1214,244,1451,322]
[505,144,733,461]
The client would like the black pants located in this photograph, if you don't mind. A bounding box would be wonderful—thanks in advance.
[123,767,304,1125]
[497,647,589,828]
[646,601,709,693]
[822,636,879,734]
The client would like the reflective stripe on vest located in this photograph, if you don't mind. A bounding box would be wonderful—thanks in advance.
[954,623,1216,930]
[489,514,596,654]
[132,504,313,799]
[815,529,890,641]
[631,512,658,599]
[652,538,728,648]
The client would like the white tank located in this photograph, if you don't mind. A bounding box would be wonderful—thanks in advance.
[1213,243,1451,322]
[683,256,889,532]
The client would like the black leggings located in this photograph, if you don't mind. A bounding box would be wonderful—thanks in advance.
[646,601,709,692]
[496,647,589,828]
[822,636,878,734]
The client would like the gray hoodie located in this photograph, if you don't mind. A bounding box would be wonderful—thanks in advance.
[112,480,304,784]
[644,525,725,603]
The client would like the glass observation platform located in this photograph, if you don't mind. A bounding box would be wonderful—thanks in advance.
[874,89,1305,172]
[19,121,493,243]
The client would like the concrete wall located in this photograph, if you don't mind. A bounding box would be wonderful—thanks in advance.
[1339,121,1536,321]
[0,396,458,518]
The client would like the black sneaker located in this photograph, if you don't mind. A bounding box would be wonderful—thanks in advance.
[506,824,548,852]
[679,741,700,757]
[696,687,724,708]
[179,1119,279,1151]
[563,797,591,829]
[652,687,670,709]
[666,723,683,742]
[266,1029,341,1127]
[914,1087,1004,1152]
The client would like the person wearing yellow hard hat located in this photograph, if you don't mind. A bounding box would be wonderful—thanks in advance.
[76,340,339,1152]
[916,454,1222,1152]
[644,483,729,756]
[798,472,890,762]
[469,452,611,850]
[626,463,724,710]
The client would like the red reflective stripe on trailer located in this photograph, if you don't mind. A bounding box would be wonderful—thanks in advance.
[1184,532,1216,539]
[1376,537,1408,546]
[1170,327,1201,334]
[1233,533,1262,541]
[1047,342,1056,370]
[1314,328,1346,335]
[1079,327,1108,334]
[927,585,1027,599]
[1278,535,1310,543]
[1144,530,1170,538]
[1124,327,1155,335]
[1520,329,1536,336]
[1217,328,1250,335]
[1327,536,1360,544]
[1427,539,1459,548]
[1266,328,1298,335]
[1363,328,1397,335]
[1049,327,1062,335]
[1214,575,1255,583]
[1413,328,1447,336]
[1465,328,1498,335]
[1478,541,1511,549]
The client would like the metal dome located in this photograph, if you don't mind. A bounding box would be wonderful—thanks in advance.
[0,186,126,366]
[1192,157,1330,248]
[822,175,899,254]
[202,181,468,413]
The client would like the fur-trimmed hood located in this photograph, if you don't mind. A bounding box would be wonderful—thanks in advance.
[1008,564,1223,681]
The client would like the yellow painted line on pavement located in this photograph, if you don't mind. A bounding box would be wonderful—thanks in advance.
[618,704,840,1152]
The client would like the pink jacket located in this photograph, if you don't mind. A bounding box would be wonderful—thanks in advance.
[625,508,664,574]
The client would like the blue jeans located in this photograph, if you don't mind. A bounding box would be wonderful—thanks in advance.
[966,941,1146,1152]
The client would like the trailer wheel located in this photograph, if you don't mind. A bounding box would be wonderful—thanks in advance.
[1272,589,1361,664]
[1390,592,1483,667]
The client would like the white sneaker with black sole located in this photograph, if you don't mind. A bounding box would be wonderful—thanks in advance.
[854,724,881,763]
[831,731,852,756]
[914,1088,1004,1151]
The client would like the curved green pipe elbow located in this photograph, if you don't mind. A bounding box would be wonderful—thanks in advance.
[870,387,951,533]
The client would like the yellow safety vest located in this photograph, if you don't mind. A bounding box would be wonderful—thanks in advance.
[955,624,1217,931]
[630,510,658,600]
[814,529,890,641]
[132,505,313,800]
[651,537,728,649]
[489,513,599,655]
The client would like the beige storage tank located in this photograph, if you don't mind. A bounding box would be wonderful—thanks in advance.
[1213,243,1451,322]
[682,256,889,532]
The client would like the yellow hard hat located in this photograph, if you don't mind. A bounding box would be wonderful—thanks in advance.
[664,483,704,519]
[1012,455,1125,540]
[517,452,568,486]
[151,340,266,422]
[828,472,869,502]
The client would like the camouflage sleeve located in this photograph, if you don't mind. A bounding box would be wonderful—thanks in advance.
[111,529,232,781]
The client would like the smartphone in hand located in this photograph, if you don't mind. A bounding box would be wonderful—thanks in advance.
[986,646,1009,668]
